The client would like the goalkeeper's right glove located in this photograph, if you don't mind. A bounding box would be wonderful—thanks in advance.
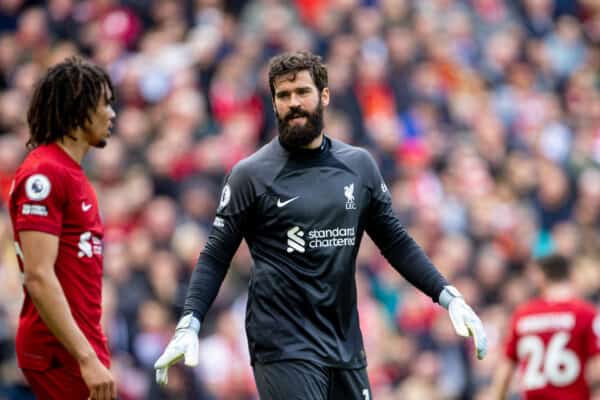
[154,313,201,385]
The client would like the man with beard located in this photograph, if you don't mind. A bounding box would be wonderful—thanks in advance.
[155,51,487,399]
[9,57,116,400]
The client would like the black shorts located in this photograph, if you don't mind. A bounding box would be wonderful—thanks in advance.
[253,359,372,400]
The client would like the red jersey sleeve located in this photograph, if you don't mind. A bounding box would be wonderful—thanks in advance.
[11,163,67,236]
[504,310,519,362]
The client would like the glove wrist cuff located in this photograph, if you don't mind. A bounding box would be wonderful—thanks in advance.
[176,313,201,335]
[439,285,463,309]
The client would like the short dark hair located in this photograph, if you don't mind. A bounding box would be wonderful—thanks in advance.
[26,56,114,149]
[267,51,328,99]
[537,254,570,282]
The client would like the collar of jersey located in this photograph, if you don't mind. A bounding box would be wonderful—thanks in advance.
[279,135,331,160]
[47,143,83,170]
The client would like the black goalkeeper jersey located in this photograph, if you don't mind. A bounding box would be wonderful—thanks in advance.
[184,136,447,368]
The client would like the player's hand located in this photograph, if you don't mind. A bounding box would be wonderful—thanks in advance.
[79,354,116,400]
[439,285,488,360]
[154,313,201,385]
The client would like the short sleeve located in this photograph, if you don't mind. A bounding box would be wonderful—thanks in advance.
[11,164,67,236]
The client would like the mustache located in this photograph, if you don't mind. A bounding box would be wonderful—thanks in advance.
[284,109,310,122]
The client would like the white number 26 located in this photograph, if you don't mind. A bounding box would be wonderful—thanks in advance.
[517,332,580,390]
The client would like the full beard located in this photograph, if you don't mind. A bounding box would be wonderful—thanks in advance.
[276,100,324,150]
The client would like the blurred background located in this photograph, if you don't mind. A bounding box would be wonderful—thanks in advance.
[0,0,599,399]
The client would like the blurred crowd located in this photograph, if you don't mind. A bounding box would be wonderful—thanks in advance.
[0,0,599,399]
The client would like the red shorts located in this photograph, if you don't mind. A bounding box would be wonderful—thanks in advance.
[22,364,89,400]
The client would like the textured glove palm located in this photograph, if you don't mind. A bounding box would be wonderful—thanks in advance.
[154,314,200,385]
[440,286,488,360]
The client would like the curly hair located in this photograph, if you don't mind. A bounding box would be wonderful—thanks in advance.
[26,56,114,149]
[267,51,328,99]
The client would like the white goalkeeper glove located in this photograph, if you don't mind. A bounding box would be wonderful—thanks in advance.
[154,313,201,385]
[439,285,488,360]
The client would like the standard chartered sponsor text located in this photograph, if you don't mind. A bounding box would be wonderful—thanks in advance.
[308,227,355,249]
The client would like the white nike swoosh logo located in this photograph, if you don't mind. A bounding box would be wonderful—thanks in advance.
[277,196,299,208]
[82,202,92,212]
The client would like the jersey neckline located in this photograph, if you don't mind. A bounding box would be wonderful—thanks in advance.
[46,143,83,170]
[277,135,331,160]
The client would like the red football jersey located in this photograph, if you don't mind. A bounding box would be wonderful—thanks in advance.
[504,297,600,400]
[9,143,109,372]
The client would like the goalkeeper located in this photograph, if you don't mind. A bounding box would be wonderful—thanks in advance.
[155,51,487,399]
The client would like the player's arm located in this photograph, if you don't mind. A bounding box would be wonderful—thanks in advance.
[489,357,516,400]
[585,312,600,389]
[154,218,243,385]
[362,151,487,359]
[586,354,600,389]
[19,230,115,400]
[362,152,447,301]
[155,169,251,385]
[367,213,488,359]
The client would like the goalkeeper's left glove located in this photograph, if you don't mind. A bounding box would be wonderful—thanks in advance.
[439,285,488,360]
